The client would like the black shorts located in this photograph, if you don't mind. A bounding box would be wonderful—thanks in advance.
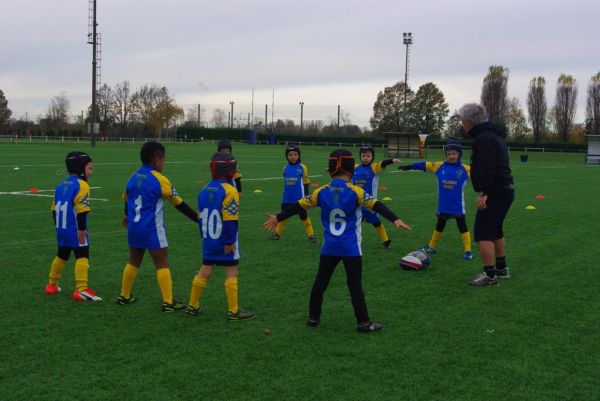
[474,190,514,242]
[202,259,239,267]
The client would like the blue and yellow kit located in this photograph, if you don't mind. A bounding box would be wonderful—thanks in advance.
[352,162,387,198]
[412,161,471,215]
[51,176,91,248]
[123,164,183,250]
[198,179,240,262]
[298,179,377,257]
[282,162,310,203]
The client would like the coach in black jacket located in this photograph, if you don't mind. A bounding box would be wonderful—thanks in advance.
[460,103,515,286]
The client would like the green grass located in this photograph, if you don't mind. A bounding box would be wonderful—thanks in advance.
[0,141,599,401]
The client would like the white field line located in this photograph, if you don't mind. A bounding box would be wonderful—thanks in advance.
[243,174,323,181]
[0,186,108,201]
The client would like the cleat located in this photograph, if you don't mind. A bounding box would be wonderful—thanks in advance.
[73,288,102,302]
[45,284,61,295]
[227,308,256,321]
[116,294,137,305]
[269,232,280,240]
[306,318,320,327]
[422,245,436,254]
[495,267,511,279]
[383,240,392,250]
[466,272,498,286]
[357,321,383,333]
[162,299,185,312]
[464,251,473,260]
[184,305,201,316]
[308,235,318,244]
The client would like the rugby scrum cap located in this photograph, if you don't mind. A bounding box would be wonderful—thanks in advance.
[65,151,92,180]
[443,138,463,159]
[359,143,375,160]
[328,149,355,177]
[210,151,237,181]
[217,139,232,152]
[285,143,301,162]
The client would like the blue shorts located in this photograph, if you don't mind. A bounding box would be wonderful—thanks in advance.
[128,227,168,250]
[362,208,381,225]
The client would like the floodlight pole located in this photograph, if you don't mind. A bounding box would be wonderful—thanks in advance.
[402,32,413,132]
[230,101,234,128]
[90,0,98,147]
[299,101,304,132]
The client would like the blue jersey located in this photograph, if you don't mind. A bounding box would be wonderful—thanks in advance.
[299,179,377,257]
[414,161,471,215]
[282,162,310,203]
[198,179,240,261]
[52,176,91,248]
[124,165,183,250]
[352,162,386,197]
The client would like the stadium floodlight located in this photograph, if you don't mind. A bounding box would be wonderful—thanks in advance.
[402,32,413,132]
[230,101,234,128]
[299,102,305,132]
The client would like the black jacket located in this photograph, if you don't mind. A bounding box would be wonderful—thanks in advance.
[468,122,514,195]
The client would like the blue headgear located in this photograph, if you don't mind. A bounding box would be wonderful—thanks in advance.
[443,138,463,159]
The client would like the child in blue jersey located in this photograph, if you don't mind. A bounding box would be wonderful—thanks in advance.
[264,149,411,332]
[45,152,102,301]
[399,138,473,260]
[352,144,400,250]
[116,141,199,312]
[184,152,256,320]
[217,140,242,194]
[270,144,317,243]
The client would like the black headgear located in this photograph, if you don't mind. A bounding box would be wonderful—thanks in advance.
[359,144,375,163]
[443,138,463,159]
[285,143,301,163]
[65,151,92,180]
[217,139,232,152]
[328,149,355,177]
[210,152,237,181]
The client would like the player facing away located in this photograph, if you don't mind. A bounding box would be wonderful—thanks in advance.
[263,149,411,332]
[352,144,401,250]
[45,152,102,301]
[184,152,256,320]
[399,139,473,260]
[116,141,199,312]
[217,139,242,194]
[270,143,317,243]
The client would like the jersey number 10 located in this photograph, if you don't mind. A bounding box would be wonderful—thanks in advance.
[200,208,223,240]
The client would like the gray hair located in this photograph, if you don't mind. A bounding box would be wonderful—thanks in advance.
[458,103,488,125]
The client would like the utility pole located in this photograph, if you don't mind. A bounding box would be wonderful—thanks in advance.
[265,104,268,132]
[299,102,304,132]
[337,105,340,130]
[229,101,234,128]
[197,104,201,126]
[90,0,98,146]
[402,32,413,132]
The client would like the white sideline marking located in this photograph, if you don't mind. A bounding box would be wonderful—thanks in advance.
[0,161,190,168]
[0,187,108,201]
[243,174,323,181]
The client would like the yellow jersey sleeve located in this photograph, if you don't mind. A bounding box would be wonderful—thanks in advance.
[222,183,240,221]
[298,186,323,209]
[74,180,92,214]
[301,163,311,184]
[234,171,242,179]
[372,162,385,174]
[426,161,444,173]
[51,201,55,211]
[350,183,377,211]
[463,164,471,178]
[152,171,183,206]
[121,190,128,202]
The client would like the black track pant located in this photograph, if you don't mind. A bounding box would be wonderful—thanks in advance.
[309,255,369,324]
[436,214,469,233]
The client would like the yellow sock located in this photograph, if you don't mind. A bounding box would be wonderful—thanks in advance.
[224,277,239,313]
[303,218,315,237]
[429,230,443,249]
[48,256,67,285]
[375,224,389,243]
[188,275,208,309]
[275,219,288,236]
[120,263,139,299]
[461,231,472,253]
[156,267,173,304]
[74,258,89,291]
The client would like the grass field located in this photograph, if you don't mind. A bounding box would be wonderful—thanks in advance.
[1,141,599,401]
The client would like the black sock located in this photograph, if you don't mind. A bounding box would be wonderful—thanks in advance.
[496,256,507,270]
[484,266,496,278]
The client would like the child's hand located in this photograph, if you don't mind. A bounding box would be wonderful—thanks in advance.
[121,216,128,228]
[224,244,236,255]
[393,219,411,231]
[77,230,87,245]
[263,213,279,231]
[392,159,401,164]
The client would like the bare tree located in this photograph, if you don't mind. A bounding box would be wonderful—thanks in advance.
[211,108,226,128]
[481,65,509,124]
[47,92,70,131]
[586,71,600,135]
[96,83,115,134]
[0,89,12,130]
[554,74,578,141]
[340,110,352,126]
[130,84,182,137]
[114,81,132,131]
[527,76,547,141]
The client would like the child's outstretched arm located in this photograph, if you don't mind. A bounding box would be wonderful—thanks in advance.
[175,201,199,223]
[381,159,402,169]
[398,161,426,171]
[263,202,304,231]
[372,201,411,231]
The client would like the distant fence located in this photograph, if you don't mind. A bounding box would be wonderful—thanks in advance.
[0,135,587,154]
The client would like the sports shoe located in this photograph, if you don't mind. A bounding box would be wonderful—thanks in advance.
[227,308,256,321]
[45,283,61,295]
[306,318,320,327]
[184,305,201,316]
[162,299,185,312]
[495,267,511,278]
[308,235,318,244]
[383,240,392,250]
[422,245,436,254]
[464,251,473,260]
[357,321,383,333]
[466,272,498,286]
[73,288,103,302]
[116,294,137,305]
[269,232,280,240]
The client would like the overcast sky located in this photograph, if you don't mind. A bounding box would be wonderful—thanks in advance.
[1,0,599,127]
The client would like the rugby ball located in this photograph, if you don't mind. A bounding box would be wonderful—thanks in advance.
[399,255,423,271]
[409,249,432,267]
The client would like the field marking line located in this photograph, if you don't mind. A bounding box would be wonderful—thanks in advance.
[0,187,108,201]
[243,174,323,181]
